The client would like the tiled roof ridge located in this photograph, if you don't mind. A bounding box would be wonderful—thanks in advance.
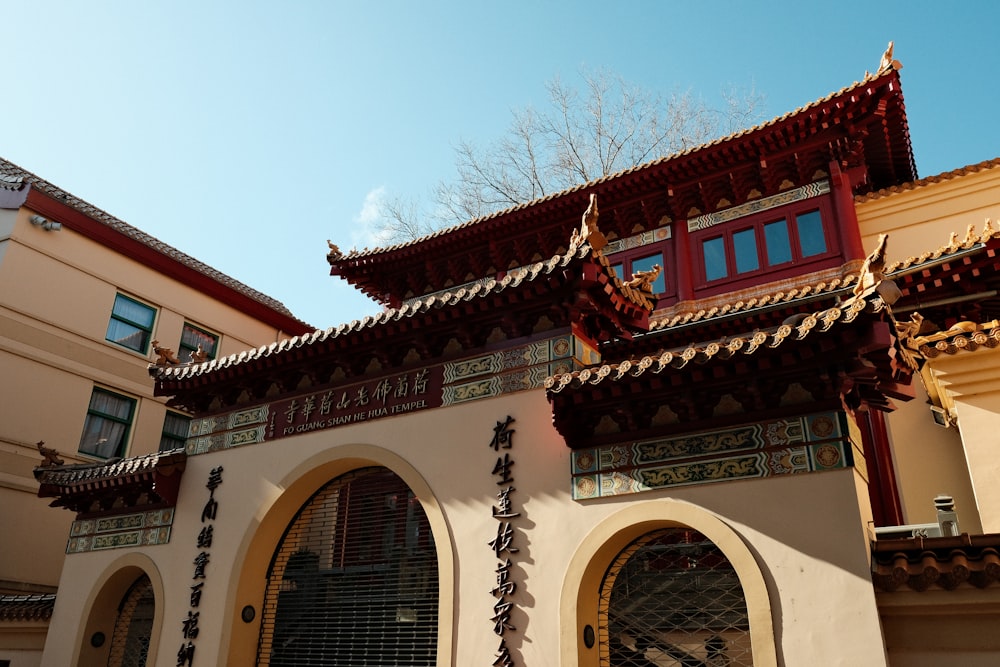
[649,271,860,332]
[856,156,1000,204]
[336,70,899,261]
[0,156,301,321]
[545,294,886,393]
[33,448,184,485]
[872,532,1000,592]
[913,319,1000,358]
[154,238,643,382]
[0,594,57,621]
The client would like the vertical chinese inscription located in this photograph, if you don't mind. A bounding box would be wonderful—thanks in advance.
[488,416,520,666]
[177,466,223,666]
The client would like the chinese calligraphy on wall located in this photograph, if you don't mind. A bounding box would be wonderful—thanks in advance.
[488,416,520,667]
[177,466,223,666]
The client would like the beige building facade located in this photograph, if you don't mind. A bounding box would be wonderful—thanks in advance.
[0,159,310,665]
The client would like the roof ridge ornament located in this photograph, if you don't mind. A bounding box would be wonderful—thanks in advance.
[570,193,608,253]
[878,41,903,75]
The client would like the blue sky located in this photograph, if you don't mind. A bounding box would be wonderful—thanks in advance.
[5,2,998,329]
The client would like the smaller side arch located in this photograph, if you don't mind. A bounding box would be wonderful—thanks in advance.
[71,553,165,667]
[560,499,777,667]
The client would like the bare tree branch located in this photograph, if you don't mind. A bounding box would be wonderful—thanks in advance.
[373,67,765,242]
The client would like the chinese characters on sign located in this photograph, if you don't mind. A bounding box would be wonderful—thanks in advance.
[267,368,442,441]
[177,466,223,666]
[488,416,520,667]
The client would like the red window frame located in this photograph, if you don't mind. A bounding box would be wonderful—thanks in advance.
[691,195,840,296]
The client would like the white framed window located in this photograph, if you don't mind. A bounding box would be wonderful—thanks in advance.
[106,294,157,354]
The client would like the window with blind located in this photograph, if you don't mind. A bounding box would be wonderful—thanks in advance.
[257,467,439,666]
[106,294,157,354]
[107,574,155,667]
[159,411,192,452]
[179,323,219,362]
[79,387,136,459]
[600,527,751,666]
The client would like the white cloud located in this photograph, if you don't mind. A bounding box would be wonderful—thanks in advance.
[350,186,392,250]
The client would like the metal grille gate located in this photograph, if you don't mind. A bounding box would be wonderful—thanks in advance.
[257,467,439,666]
[107,574,154,667]
[599,527,752,666]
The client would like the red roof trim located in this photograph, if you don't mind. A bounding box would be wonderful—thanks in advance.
[26,189,312,336]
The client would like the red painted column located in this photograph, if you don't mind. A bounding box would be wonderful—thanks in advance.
[673,221,695,302]
[857,409,904,527]
[828,160,867,261]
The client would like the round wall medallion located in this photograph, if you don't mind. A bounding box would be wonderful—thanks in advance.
[241,605,256,623]
[90,631,106,647]
[583,624,596,648]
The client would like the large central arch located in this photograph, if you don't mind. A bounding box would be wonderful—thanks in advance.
[221,444,455,666]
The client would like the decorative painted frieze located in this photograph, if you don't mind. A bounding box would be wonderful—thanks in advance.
[571,411,855,500]
[185,334,599,455]
[602,226,672,256]
[687,180,830,232]
[66,508,174,554]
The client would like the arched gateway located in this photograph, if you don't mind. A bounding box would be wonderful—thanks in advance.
[599,527,751,666]
[256,467,439,666]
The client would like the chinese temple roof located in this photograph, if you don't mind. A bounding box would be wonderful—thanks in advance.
[546,293,913,448]
[855,156,1000,204]
[329,68,914,306]
[873,533,1000,592]
[546,222,1000,448]
[152,227,655,413]
[0,157,312,334]
[613,220,1000,356]
[34,449,187,518]
[0,594,56,622]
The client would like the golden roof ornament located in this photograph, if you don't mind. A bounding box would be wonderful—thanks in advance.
[625,264,662,293]
[189,344,208,364]
[36,441,64,467]
[878,41,902,74]
[853,233,888,297]
[570,193,608,253]
[152,340,181,365]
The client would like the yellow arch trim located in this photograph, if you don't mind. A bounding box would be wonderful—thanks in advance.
[560,499,777,667]
[219,443,455,667]
[71,552,165,667]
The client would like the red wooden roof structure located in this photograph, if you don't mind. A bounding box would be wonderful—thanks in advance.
[329,69,914,307]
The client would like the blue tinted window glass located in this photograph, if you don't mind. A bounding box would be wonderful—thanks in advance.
[733,228,759,274]
[796,210,826,257]
[631,253,665,294]
[764,219,792,265]
[703,237,727,282]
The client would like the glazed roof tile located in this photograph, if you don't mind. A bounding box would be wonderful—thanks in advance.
[33,449,185,487]
[856,157,1000,204]
[0,157,300,321]
[337,70,905,262]
[153,238,648,383]
[545,295,885,394]
[872,533,1000,592]
[0,594,56,622]
[912,320,1000,358]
